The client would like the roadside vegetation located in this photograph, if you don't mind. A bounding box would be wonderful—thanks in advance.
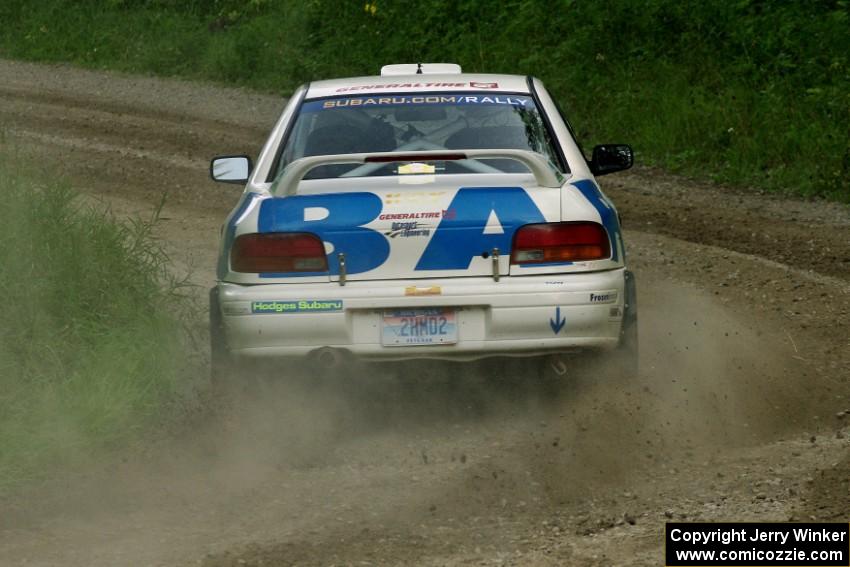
[0,152,195,493]
[0,0,847,201]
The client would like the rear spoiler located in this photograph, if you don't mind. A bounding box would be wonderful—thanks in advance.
[271,149,565,196]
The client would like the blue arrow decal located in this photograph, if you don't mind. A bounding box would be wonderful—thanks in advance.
[549,306,566,334]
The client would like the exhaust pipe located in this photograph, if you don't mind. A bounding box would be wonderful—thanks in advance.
[548,355,568,376]
[309,347,347,370]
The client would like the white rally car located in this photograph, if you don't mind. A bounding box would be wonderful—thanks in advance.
[209,63,636,379]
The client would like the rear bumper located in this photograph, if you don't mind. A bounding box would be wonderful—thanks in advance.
[218,269,629,361]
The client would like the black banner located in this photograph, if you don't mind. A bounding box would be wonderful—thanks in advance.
[666,523,849,566]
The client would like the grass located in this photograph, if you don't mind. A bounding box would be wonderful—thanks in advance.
[0,0,847,202]
[0,152,196,493]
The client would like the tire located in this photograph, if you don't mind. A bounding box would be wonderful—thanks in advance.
[209,286,235,387]
[611,269,639,379]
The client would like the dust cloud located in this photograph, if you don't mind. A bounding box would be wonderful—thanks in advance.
[0,274,813,566]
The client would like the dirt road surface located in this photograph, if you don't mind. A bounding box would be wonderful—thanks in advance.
[1,59,848,566]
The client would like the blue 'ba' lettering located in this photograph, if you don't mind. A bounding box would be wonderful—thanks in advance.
[256,188,546,274]
[416,187,545,270]
[258,192,388,275]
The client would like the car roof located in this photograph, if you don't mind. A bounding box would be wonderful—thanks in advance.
[305,73,531,99]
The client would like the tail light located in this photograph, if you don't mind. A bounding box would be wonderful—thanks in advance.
[231,233,328,273]
[511,222,610,265]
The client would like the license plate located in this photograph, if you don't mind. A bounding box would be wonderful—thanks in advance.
[381,308,457,346]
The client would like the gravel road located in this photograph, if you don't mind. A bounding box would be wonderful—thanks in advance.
[0,58,848,567]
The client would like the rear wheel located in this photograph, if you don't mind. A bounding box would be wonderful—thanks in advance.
[209,286,235,387]
[610,270,638,379]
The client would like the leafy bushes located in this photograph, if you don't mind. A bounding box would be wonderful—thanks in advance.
[0,0,847,199]
[0,156,192,492]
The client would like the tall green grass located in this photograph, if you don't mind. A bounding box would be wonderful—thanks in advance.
[0,0,847,200]
[0,155,194,492]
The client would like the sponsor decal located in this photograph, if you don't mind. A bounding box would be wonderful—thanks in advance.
[589,292,618,303]
[383,191,446,205]
[404,286,442,296]
[399,174,436,185]
[222,303,251,315]
[306,94,531,112]
[469,81,499,88]
[378,209,455,221]
[251,300,343,314]
[378,211,441,220]
[398,162,435,175]
[336,82,476,92]
[385,221,432,238]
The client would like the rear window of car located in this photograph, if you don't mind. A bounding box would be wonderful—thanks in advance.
[274,92,564,180]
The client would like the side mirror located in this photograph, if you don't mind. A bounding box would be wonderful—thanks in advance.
[589,144,633,176]
[210,155,253,184]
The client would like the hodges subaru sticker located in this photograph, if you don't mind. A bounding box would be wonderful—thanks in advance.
[252,300,343,314]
